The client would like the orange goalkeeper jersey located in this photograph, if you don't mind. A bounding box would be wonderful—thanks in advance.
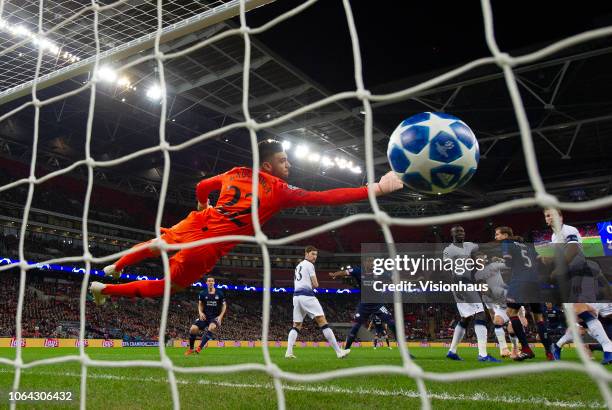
[195,167,369,236]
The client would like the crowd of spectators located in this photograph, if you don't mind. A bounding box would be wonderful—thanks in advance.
[0,270,543,344]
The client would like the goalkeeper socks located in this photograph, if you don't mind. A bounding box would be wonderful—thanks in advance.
[189,334,196,350]
[556,332,573,348]
[102,280,173,298]
[345,323,361,349]
[494,324,508,351]
[200,331,213,349]
[474,320,488,357]
[385,337,390,348]
[321,325,342,354]
[115,240,158,272]
[449,322,466,354]
[536,321,552,353]
[509,316,531,351]
[286,327,299,355]
[579,312,612,352]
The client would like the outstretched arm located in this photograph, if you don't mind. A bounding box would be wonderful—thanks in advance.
[280,171,403,208]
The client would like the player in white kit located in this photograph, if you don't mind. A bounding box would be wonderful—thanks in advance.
[443,226,500,362]
[543,209,612,364]
[285,245,350,359]
[472,248,513,357]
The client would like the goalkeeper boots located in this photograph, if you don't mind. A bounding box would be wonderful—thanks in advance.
[89,282,107,306]
[103,264,123,279]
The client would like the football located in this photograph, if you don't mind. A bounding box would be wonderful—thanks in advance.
[387,112,479,195]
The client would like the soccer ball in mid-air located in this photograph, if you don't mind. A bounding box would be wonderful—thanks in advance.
[387,112,479,195]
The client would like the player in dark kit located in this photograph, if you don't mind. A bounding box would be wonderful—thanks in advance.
[329,260,410,355]
[495,226,554,361]
[369,314,391,349]
[90,140,403,304]
[185,277,226,356]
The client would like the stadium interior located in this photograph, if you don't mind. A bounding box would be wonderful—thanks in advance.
[1,1,612,408]
[0,0,611,344]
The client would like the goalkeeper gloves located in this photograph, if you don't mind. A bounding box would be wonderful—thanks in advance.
[373,171,403,196]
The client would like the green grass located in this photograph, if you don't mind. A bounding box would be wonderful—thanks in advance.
[536,237,604,257]
[0,347,609,409]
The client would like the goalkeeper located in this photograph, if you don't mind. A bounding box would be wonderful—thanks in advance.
[90,139,403,303]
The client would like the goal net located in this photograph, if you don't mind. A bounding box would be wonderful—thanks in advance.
[0,0,611,409]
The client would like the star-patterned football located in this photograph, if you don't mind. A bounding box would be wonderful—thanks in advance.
[387,112,479,195]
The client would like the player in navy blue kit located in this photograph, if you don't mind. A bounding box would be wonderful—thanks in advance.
[545,303,566,337]
[368,314,391,349]
[185,276,227,355]
[495,226,553,361]
[329,260,407,354]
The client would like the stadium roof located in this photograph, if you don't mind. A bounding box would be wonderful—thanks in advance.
[0,0,611,217]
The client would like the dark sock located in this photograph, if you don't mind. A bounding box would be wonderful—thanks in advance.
[189,334,196,350]
[536,321,552,353]
[373,338,378,347]
[385,337,390,347]
[510,316,531,351]
[200,330,214,348]
[578,311,595,324]
[387,320,397,337]
[345,323,362,349]
[589,343,603,352]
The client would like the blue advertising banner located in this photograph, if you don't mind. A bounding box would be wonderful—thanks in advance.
[597,221,612,256]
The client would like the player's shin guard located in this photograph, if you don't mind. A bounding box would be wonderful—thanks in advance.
[200,331,214,349]
[536,321,552,353]
[345,323,362,349]
[579,312,612,352]
[509,316,531,352]
[474,320,488,357]
[189,334,196,350]
[287,327,299,355]
[321,324,341,354]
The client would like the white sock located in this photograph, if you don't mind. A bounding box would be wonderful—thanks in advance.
[510,335,519,350]
[286,328,298,355]
[585,319,612,352]
[556,332,573,348]
[494,326,508,351]
[449,323,466,354]
[475,324,488,357]
[322,326,342,354]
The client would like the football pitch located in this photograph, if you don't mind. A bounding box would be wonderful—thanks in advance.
[0,347,609,409]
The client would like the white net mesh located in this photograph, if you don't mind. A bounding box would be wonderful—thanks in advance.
[1,0,612,409]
